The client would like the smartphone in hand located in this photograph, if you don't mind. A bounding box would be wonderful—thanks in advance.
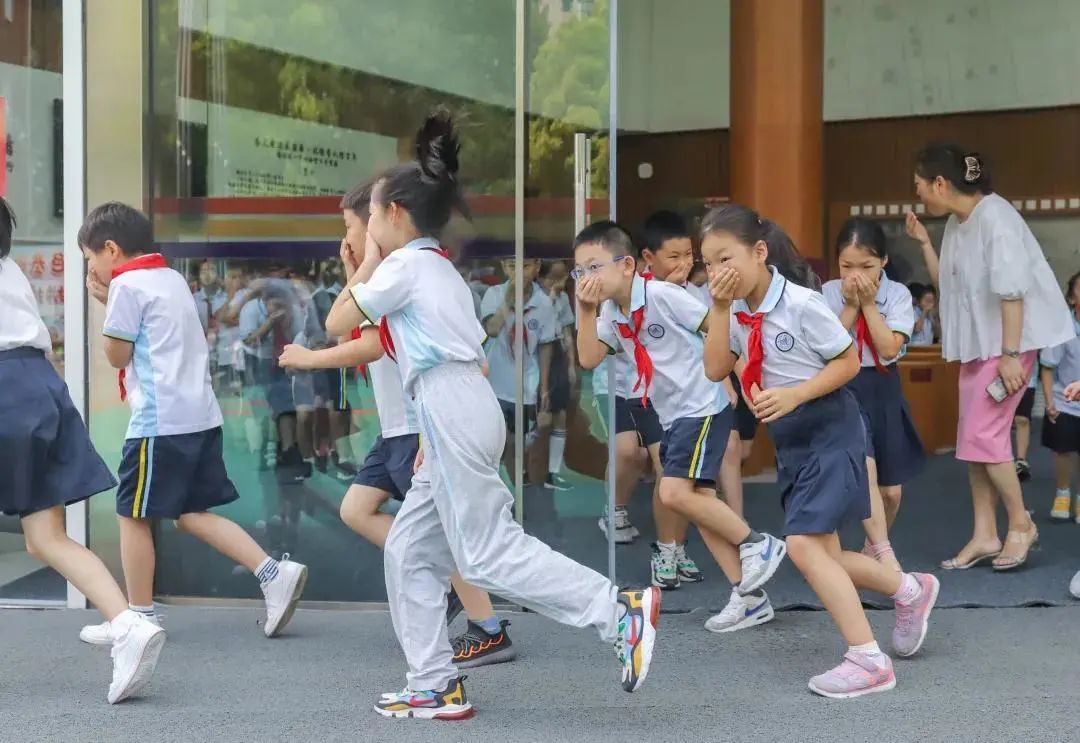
[986,376,1009,403]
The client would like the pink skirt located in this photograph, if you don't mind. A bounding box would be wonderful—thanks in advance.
[956,352,1037,463]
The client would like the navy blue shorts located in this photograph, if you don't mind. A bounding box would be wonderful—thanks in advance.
[0,348,116,517]
[318,368,350,412]
[768,389,870,536]
[548,344,571,414]
[1015,387,1036,420]
[116,427,239,519]
[1042,410,1080,454]
[730,373,759,441]
[659,408,733,485]
[353,434,420,501]
[498,399,537,434]
[595,395,663,447]
[847,366,925,487]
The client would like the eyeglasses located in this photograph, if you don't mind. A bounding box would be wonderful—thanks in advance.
[570,256,627,281]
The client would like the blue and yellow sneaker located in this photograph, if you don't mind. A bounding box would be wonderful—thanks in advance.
[614,587,661,693]
[374,676,474,720]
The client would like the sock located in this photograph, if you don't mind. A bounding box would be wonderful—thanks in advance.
[128,603,155,619]
[1057,487,1072,497]
[849,640,885,660]
[739,529,765,546]
[548,428,567,475]
[742,589,764,599]
[475,616,502,635]
[255,556,280,583]
[656,540,677,552]
[891,572,922,606]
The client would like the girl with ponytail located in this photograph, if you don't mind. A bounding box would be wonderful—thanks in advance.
[326,109,661,721]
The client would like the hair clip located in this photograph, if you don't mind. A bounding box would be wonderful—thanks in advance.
[963,155,981,183]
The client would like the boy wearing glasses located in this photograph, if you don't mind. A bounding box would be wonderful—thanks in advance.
[574,221,787,623]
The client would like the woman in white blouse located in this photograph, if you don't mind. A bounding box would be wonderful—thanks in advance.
[906,144,1072,571]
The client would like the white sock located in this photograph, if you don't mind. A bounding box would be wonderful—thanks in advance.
[1057,487,1072,497]
[891,573,922,606]
[255,556,280,583]
[128,603,155,619]
[548,428,567,475]
[656,541,677,552]
[849,640,886,661]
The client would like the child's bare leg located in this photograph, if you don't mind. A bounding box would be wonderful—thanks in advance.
[23,506,127,619]
[118,516,156,607]
[881,485,902,530]
[451,576,496,621]
[647,443,687,544]
[692,487,742,584]
[787,532,874,646]
[719,431,745,517]
[176,511,266,572]
[862,457,902,571]
[339,485,393,546]
[658,475,751,544]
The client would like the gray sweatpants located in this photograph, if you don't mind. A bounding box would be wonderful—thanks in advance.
[384,362,620,691]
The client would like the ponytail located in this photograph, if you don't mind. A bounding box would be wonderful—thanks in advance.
[700,203,820,290]
[374,107,470,237]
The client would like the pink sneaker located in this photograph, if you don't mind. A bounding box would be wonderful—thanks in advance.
[808,651,896,699]
[892,573,940,657]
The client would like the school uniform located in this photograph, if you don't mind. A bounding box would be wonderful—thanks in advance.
[0,257,116,516]
[547,290,575,414]
[1039,316,1080,454]
[909,307,935,346]
[352,340,421,501]
[590,336,664,447]
[480,281,558,432]
[597,274,730,483]
[103,256,238,519]
[937,193,1072,463]
[822,275,925,487]
[731,267,869,535]
[351,237,619,693]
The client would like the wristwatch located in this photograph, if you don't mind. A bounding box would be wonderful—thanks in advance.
[1002,348,1020,358]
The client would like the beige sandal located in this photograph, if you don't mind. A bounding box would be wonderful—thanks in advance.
[940,549,1000,570]
[992,527,1038,571]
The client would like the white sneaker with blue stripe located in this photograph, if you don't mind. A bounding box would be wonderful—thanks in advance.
[737,533,787,594]
[705,588,775,634]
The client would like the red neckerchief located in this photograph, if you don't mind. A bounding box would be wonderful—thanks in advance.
[734,311,765,402]
[350,326,370,384]
[110,253,168,401]
[855,314,888,373]
[377,245,451,363]
[616,273,654,405]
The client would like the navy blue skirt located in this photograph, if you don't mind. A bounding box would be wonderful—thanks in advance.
[767,389,870,536]
[0,348,117,517]
[847,365,925,487]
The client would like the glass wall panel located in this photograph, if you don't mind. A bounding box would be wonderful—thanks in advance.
[0,0,67,603]
[145,0,520,601]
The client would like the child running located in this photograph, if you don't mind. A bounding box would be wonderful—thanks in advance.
[574,220,787,634]
[1041,270,1080,524]
[279,179,517,670]
[324,110,660,720]
[700,203,939,698]
[78,202,308,646]
[822,218,925,565]
[0,197,164,704]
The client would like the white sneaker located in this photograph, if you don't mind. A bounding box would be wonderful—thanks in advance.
[598,507,636,544]
[262,556,308,637]
[705,588,775,633]
[107,612,166,704]
[80,610,162,646]
[1070,570,1080,600]
[738,533,787,594]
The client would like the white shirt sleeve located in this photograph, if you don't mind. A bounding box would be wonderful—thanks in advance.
[987,227,1032,300]
[103,281,142,342]
[729,312,744,359]
[655,283,709,333]
[536,297,559,344]
[1040,341,1066,369]
[820,280,845,318]
[800,293,854,361]
[480,285,502,324]
[557,295,575,328]
[349,253,412,323]
[885,283,915,338]
[595,311,620,354]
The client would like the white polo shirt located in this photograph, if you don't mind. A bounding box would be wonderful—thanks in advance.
[358,322,419,438]
[349,237,486,395]
[821,273,914,367]
[103,266,223,439]
[480,281,558,406]
[910,306,935,346]
[553,290,575,331]
[0,257,52,352]
[596,274,726,429]
[1039,316,1080,418]
[730,267,853,389]
[938,193,1073,362]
